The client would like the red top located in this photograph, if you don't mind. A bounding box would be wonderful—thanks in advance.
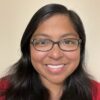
[92,80,100,100]
[0,79,100,100]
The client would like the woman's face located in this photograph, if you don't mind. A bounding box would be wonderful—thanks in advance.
[30,14,80,86]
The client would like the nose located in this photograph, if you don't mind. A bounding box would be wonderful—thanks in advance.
[48,44,64,60]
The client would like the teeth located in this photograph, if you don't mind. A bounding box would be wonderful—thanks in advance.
[47,65,64,69]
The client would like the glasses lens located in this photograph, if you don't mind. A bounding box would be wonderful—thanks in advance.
[33,39,52,51]
[60,39,81,51]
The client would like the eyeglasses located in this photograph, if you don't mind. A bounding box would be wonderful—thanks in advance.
[30,38,82,52]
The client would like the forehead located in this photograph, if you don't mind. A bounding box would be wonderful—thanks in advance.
[32,14,79,39]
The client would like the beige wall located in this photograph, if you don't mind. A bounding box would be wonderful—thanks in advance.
[0,0,100,82]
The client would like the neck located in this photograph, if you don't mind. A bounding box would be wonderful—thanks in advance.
[41,78,64,100]
[49,84,63,100]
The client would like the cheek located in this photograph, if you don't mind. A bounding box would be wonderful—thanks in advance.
[65,50,80,66]
[68,51,80,60]
[30,47,47,67]
[63,50,81,77]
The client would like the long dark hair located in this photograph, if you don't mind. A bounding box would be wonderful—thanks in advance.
[2,4,92,100]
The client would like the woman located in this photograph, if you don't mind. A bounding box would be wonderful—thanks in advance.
[0,3,100,100]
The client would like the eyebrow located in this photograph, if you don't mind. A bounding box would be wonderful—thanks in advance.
[33,33,50,38]
[32,32,79,38]
[60,33,79,38]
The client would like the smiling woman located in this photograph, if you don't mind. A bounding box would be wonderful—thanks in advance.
[0,3,100,100]
[30,14,81,87]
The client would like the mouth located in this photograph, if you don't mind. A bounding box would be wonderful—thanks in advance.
[47,64,64,69]
[46,64,65,73]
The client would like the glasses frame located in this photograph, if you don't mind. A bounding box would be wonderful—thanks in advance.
[30,38,82,52]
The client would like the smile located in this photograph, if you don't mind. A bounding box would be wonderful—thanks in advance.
[46,64,65,73]
[47,64,65,69]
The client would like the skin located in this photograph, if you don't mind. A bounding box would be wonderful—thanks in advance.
[30,14,80,100]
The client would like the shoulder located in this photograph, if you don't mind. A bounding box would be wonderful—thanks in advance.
[0,77,10,90]
[0,76,10,100]
[92,80,100,100]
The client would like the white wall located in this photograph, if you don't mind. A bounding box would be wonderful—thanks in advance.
[0,0,100,82]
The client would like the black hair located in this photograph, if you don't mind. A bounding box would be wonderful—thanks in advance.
[1,4,92,100]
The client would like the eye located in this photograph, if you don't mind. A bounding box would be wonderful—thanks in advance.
[61,39,78,45]
[33,39,51,46]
